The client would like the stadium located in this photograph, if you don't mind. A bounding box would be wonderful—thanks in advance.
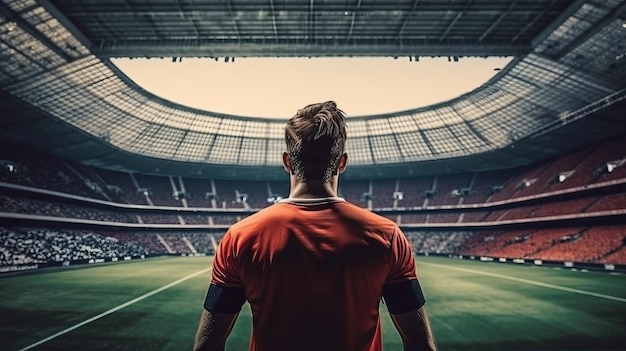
[1,0,626,350]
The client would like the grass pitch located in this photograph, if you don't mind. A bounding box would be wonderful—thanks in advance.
[1,255,625,351]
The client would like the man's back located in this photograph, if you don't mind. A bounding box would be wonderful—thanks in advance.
[211,197,417,351]
[195,101,436,351]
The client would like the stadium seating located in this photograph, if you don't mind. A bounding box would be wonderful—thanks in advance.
[0,141,104,199]
[338,180,370,208]
[0,228,155,266]
[397,213,427,224]
[425,212,460,223]
[134,174,183,207]
[533,197,597,217]
[371,178,397,208]
[461,170,513,204]
[2,134,626,266]
[404,231,472,254]
[93,168,150,205]
[179,177,214,208]
[397,176,433,207]
[532,226,624,263]
[427,173,472,207]
[459,210,489,223]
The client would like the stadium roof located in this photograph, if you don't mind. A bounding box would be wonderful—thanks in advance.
[1,0,626,180]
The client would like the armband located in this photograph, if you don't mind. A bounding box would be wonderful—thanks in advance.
[383,279,426,314]
[204,284,246,313]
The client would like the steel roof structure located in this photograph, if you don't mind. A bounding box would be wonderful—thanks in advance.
[1,0,626,180]
[43,0,569,58]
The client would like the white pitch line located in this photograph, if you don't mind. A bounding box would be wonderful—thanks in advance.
[18,267,212,351]
[421,261,626,303]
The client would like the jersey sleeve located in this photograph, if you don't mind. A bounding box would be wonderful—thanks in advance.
[204,229,246,313]
[211,229,243,287]
[382,226,426,314]
[386,226,418,284]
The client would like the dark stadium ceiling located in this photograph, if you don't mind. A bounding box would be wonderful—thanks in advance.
[41,0,573,58]
[0,0,626,180]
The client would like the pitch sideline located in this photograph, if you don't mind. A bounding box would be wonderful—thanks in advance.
[17,267,212,351]
[421,261,626,303]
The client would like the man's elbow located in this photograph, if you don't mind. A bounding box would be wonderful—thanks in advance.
[193,309,239,351]
[391,306,437,351]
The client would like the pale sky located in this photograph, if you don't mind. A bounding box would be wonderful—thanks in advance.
[112,56,512,118]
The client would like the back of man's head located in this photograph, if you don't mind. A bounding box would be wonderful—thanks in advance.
[285,101,347,183]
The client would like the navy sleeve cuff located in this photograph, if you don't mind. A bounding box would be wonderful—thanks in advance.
[383,279,426,314]
[204,284,246,313]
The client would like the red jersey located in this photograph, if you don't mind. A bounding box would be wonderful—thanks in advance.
[209,197,419,351]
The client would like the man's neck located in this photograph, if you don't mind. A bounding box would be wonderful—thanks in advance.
[289,178,338,199]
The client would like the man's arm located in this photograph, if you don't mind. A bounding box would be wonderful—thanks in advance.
[193,309,239,351]
[384,225,436,350]
[390,305,437,351]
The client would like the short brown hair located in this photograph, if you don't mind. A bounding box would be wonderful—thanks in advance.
[285,101,347,182]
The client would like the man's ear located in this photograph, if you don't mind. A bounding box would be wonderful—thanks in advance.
[282,152,292,174]
[337,153,348,174]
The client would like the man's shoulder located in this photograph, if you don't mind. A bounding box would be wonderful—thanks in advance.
[230,199,397,231]
[333,201,399,240]
[229,203,289,229]
[337,201,397,224]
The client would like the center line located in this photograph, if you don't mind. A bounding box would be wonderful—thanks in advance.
[18,267,212,351]
[421,261,626,303]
